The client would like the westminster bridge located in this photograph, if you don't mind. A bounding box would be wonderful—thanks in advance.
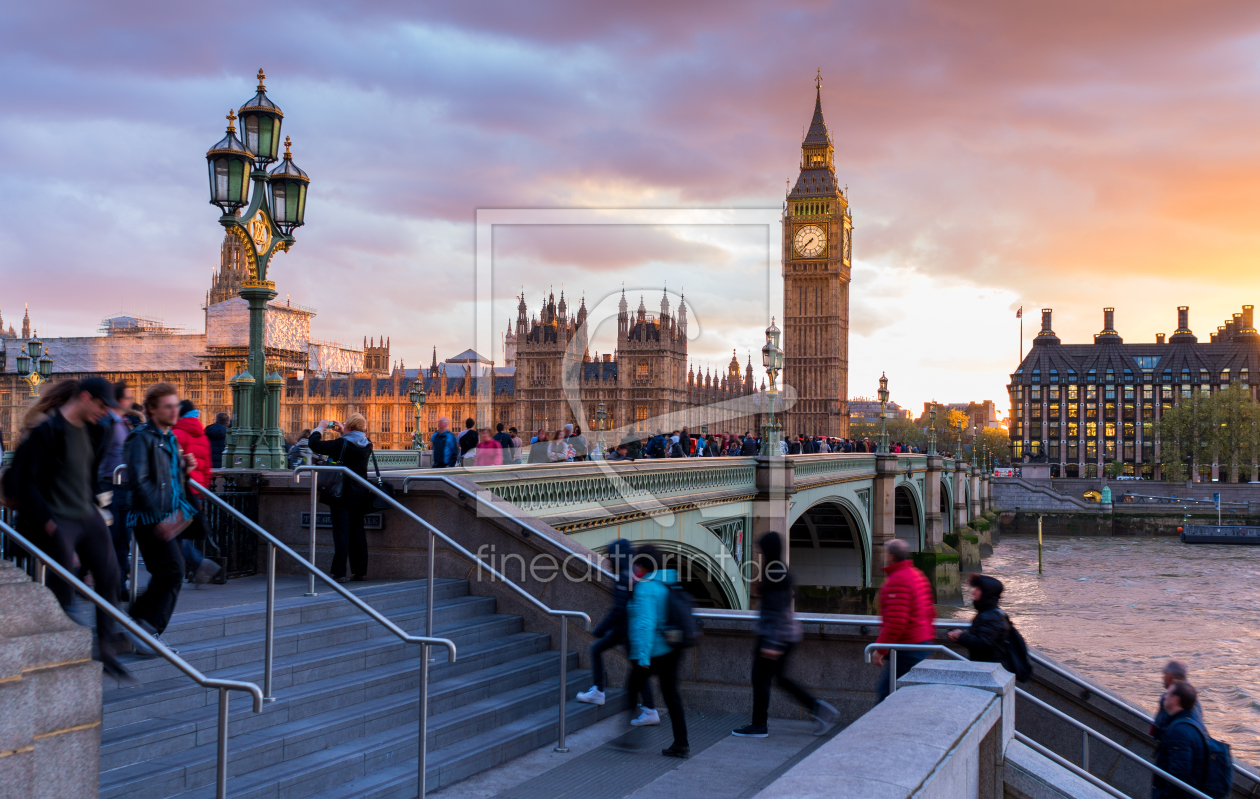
[252,452,995,609]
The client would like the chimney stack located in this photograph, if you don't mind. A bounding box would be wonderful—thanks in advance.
[1245,305,1256,330]
[1177,306,1189,332]
[1041,308,1053,333]
[1103,307,1115,331]
[1156,333,1166,344]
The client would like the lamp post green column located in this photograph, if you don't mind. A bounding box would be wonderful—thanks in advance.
[761,318,784,456]
[205,71,311,469]
[409,379,427,451]
[877,372,890,454]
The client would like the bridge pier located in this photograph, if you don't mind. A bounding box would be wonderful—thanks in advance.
[954,460,969,530]
[869,454,899,587]
[918,455,961,604]
[752,455,795,567]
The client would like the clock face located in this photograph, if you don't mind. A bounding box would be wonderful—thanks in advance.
[794,224,827,257]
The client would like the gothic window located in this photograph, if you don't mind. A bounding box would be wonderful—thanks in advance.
[636,361,650,379]
[381,407,391,433]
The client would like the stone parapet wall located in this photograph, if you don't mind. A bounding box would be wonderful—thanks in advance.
[0,559,100,799]
[993,478,1095,512]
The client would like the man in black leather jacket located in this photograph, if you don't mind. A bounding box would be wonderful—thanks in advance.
[948,574,1011,664]
[124,383,197,651]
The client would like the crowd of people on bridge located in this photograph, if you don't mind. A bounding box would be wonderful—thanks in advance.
[419,416,937,467]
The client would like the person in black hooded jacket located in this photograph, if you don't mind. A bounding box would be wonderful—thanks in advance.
[575,539,656,716]
[949,574,1011,664]
[732,532,839,738]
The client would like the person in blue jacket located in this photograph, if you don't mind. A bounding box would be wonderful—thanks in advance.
[626,544,690,758]
[1152,681,1207,799]
[576,540,658,723]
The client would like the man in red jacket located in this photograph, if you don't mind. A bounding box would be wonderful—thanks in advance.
[872,539,936,701]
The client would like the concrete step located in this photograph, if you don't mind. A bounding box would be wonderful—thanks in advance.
[102,660,593,799]
[100,631,556,772]
[107,584,482,687]
[149,579,467,649]
[102,609,529,743]
[167,686,630,799]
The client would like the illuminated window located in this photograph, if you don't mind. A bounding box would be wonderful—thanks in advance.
[1049,386,1060,401]
[1068,385,1079,401]
[1105,422,1116,438]
[1200,368,1210,384]
[1068,422,1079,438]
[1031,386,1041,401]
[635,405,648,422]
[1143,386,1153,401]
[636,361,650,379]
[1123,422,1134,438]
[1087,385,1097,401]
[1242,368,1250,384]
[1068,404,1079,420]
[1123,386,1134,401]
[1086,421,1098,439]
[1049,403,1060,420]
[1221,369,1231,384]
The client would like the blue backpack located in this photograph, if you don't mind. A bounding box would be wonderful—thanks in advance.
[1171,718,1233,799]
[432,430,458,468]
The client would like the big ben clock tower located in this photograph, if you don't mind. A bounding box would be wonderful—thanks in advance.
[783,71,851,438]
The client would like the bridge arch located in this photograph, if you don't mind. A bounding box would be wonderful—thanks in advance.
[940,476,954,534]
[786,496,871,607]
[594,538,741,610]
[894,483,924,551]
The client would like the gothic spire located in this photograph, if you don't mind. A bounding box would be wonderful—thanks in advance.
[804,68,829,146]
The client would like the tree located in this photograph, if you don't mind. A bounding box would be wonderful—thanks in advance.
[1160,384,1260,482]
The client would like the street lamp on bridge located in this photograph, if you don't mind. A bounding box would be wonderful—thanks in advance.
[761,318,783,456]
[205,70,311,468]
[14,335,53,397]
[876,372,890,454]
[927,400,938,455]
[595,401,608,460]
[409,379,427,450]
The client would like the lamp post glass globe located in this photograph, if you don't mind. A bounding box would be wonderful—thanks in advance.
[206,110,253,213]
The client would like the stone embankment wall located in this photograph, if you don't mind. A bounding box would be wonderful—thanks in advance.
[993,478,1095,512]
[0,559,101,798]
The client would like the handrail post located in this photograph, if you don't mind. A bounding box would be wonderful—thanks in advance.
[418,528,435,797]
[1082,728,1090,772]
[306,472,319,597]
[554,616,569,752]
[264,542,276,702]
[34,560,45,586]
[889,648,897,695]
[216,687,230,799]
[129,537,139,606]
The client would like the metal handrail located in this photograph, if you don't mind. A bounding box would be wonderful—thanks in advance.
[862,643,1212,799]
[402,473,617,581]
[0,518,263,799]
[296,465,591,770]
[113,466,456,795]
[186,477,456,797]
[112,464,139,606]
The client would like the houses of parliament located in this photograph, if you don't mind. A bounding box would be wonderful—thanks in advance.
[0,78,852,449]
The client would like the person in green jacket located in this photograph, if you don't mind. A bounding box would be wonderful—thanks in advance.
[626,544,690,758]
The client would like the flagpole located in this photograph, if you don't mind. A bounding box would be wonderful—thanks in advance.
[1020,308,1023,362]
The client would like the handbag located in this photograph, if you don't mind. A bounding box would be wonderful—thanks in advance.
[317,439,349,506]
[154,508,193,542]
[370,450,397,510]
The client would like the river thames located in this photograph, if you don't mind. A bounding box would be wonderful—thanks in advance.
[954,535,1260,763]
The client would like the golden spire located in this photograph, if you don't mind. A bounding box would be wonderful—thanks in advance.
[226,108,237,133]
[283,135,292,159]
[815,67,822,89]
[257,68,266,90]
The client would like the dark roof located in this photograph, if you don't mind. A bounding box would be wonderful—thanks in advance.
[803,86,830,146]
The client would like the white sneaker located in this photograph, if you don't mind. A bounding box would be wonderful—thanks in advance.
[576,687,606,706]
[630,708,660,726]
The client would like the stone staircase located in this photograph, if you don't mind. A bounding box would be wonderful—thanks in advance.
[99,579,625,798]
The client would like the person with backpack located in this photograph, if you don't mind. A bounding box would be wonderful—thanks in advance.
[872,539,936,702]
[732,532,839,737]
[430,417,459,469]
[948,574,1034,683]
[1153,681,1221,799]
[626,543,690,758]
[575,539,657,718]
[648,432,667,459]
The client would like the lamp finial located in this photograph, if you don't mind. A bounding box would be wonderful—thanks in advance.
[283,136,292,158]
[226,108,237,133]
[257,68,266,90]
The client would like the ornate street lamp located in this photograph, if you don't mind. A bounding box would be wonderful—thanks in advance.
[15,334,53,397]
[595,401,608,460]
[205,70,311,468]
[970,424,979,466]
[761,318,784,456]
[877,372,890,454]
[928,400,938,454]
[409,379,427,450]
[956,420,964,460]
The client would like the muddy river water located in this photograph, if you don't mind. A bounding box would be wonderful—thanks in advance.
[949,535,1260,763]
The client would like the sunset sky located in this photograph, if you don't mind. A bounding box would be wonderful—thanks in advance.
[6,1,1260,415]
